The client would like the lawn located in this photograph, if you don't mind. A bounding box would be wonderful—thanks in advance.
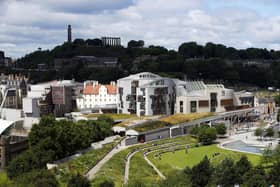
[91,135,197,187]
[148,144,261,175]
[160,112,214,125]
[83,113,136,120]
[129,152,161,185]
[91,148,133,187]
[55,137,121,184]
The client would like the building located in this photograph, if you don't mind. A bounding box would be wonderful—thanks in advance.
[0,120,28,168]
[117,72,176,116]
[4,57,13,67]
[176,81,255,114]
[54,56,118,70]
[117,72,256,116]
[51,80,82,117]
[22,81,54,118]
[0,51,4,65]
[76,81,118,113]
[0,74,28,110]
[256,97,275,114]
[23,80,82,118]
[101,37,121,46]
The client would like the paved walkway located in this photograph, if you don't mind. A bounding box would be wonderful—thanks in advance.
[86,139,127,180]
[124,150,139,184]
[143,153,166,179]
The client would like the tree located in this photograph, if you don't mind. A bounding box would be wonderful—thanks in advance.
[277,108,280,121]
[128,40,145,48]
[33,170,59,187]
[272,145,280,163]
[161,171,190,187]
[99,179,114,187]
[67,174,91,187]
[254,128,263,139]
[198,127,217,145]
[265,127,274,138]
[86,38,102,46]
[268,162,280,186]
[234,156,252,185]
[73,38,85,46]
[214,123,227,136]
[243,166,267,187]
[188,156,212,187]
[214,158,237,187]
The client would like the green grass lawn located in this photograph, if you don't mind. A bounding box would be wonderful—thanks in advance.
[148,144,261,175]
[84,113,136,120]
[91,135,197,187]
[91,148,133,187]
[129,152,161,185]
[55,137,121,185]
[0,172,12,187]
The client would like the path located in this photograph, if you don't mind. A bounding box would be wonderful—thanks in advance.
[124,150,139,184]
[85,139,126,180]
[143,153,166,179]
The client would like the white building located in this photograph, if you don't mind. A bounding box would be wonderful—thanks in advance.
[76,81,118,112]
[117,72,176,116]
[176,81,256,114]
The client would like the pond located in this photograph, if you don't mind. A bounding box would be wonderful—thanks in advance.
[223,140,264,154]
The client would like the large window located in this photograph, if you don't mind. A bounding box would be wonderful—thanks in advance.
[180,101,183,113]
[190,101,197,113]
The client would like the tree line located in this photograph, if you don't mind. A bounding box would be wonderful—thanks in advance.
[7,40,280,88]
[6,115,113,186]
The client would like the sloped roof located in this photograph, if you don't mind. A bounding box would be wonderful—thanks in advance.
[0,119,14,135]
[83,84,117,95]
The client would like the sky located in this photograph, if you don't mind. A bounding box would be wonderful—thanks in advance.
[1,0,280,58]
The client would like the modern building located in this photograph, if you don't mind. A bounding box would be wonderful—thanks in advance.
[22,80,82,118]
[117,72,256,116]
[176,81,256,114]
[117,72,176,116]
[76,81,118,113]
[256,97,275,114]
[51,80,82,117]
[0,120,28,168]
[0,74,28,110]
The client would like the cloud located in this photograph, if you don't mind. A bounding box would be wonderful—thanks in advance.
[1,0,280,58]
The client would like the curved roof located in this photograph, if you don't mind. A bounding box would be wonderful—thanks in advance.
[0,119,15,135]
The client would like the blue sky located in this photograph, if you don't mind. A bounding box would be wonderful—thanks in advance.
[1,0,280,58]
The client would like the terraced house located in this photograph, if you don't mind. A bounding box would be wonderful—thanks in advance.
[76,81,118,113]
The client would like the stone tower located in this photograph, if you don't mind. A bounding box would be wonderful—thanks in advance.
[68,25,72,43]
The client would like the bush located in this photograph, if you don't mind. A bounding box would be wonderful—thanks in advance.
[214,123,227,136]
[198,127,217,145]
[67,174,91,187]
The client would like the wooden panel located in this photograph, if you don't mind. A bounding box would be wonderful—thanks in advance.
[221,99,233,106]
[199,100,209,107]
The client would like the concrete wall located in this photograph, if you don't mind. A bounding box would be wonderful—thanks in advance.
[145,129,170,142]
[125,136,138,146]
[171,127,183,137]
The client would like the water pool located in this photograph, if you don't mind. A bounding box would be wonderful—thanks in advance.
[223,140,264,154]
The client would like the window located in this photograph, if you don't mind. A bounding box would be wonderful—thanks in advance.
[222,90,225,96]
[190,101,197,113]
[180,101,183,113]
